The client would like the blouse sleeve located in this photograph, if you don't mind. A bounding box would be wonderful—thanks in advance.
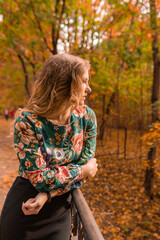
[14,115,83,192]
[77,106,97,165]
[67,107,97,191]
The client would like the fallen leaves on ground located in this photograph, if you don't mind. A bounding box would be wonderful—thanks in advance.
[82,132,160,240]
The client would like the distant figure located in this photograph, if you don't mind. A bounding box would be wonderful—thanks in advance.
[4,109,9,120]
[9,108,15,119]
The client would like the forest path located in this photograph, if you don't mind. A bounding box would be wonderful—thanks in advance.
[0,118,18,211]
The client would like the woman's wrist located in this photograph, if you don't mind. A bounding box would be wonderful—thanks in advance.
[36,192,48,204]
[39,192,48,202]
[50,189,59,198]
[81,165,88,178]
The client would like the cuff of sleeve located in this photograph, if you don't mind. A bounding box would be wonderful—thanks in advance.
[77,166,83,181]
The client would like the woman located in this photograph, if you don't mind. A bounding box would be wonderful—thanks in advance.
[0,53,98,240]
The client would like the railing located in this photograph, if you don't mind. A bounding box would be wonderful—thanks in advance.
[71,188,105,240]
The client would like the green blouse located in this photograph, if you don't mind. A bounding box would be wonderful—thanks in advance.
[14,105,97,194]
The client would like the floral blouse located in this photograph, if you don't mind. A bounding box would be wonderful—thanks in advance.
[14,105,97,194]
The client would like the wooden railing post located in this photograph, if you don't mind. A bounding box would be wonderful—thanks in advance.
[71,188,104,240]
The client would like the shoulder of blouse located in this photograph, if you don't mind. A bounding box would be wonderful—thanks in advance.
[14,111,38,129]
[73,105,96,118]
[85,105,96,117]
[14,107,96,129]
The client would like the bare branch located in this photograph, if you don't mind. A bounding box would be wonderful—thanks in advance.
[29,0,53,54]
[17,54,31,97]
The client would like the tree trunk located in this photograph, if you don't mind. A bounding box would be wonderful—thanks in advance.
[98,94,106,141]
[17,54,31,98]
[106,92,116,115]
[144,0,160,199]
[139,74,143,166]
[116,66,121,159]
[52,0,66,54]
[145,147,156,200]
[124,128,127,160]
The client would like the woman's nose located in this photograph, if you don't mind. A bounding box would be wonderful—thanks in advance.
[86,85,91,93]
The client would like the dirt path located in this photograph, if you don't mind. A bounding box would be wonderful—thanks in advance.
[0,118,18,212]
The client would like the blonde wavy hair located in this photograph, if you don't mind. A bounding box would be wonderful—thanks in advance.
[22,53,90,118]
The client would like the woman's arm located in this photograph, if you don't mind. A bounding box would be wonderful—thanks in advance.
[76,106,97,165]
[67,106,97,191]
[22,157,98,215]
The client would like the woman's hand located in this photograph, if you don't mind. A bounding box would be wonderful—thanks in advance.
[82,157,98,178]
[22,192,48,215]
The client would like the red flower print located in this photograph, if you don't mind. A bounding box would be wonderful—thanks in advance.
[71,130,83,154]
[35,156,45,168]
[55,166,71,184]
[61,167,71,178]
[65,125,71,135]
[27,170,43,184]
[58,175,65,184]
[34,148,46,168]
[73,106,87,118]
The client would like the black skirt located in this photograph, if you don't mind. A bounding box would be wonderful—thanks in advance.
[0,177,72,240]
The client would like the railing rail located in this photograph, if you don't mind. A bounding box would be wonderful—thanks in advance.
[71,188,104,240]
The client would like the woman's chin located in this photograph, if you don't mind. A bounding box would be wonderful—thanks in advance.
[79,101,85,106]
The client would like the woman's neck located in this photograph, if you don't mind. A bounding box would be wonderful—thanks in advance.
[47,106,72,125]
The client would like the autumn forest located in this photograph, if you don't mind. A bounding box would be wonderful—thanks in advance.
[0,0,160,239]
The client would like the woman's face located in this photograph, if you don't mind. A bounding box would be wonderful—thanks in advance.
[79,69,91,105]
